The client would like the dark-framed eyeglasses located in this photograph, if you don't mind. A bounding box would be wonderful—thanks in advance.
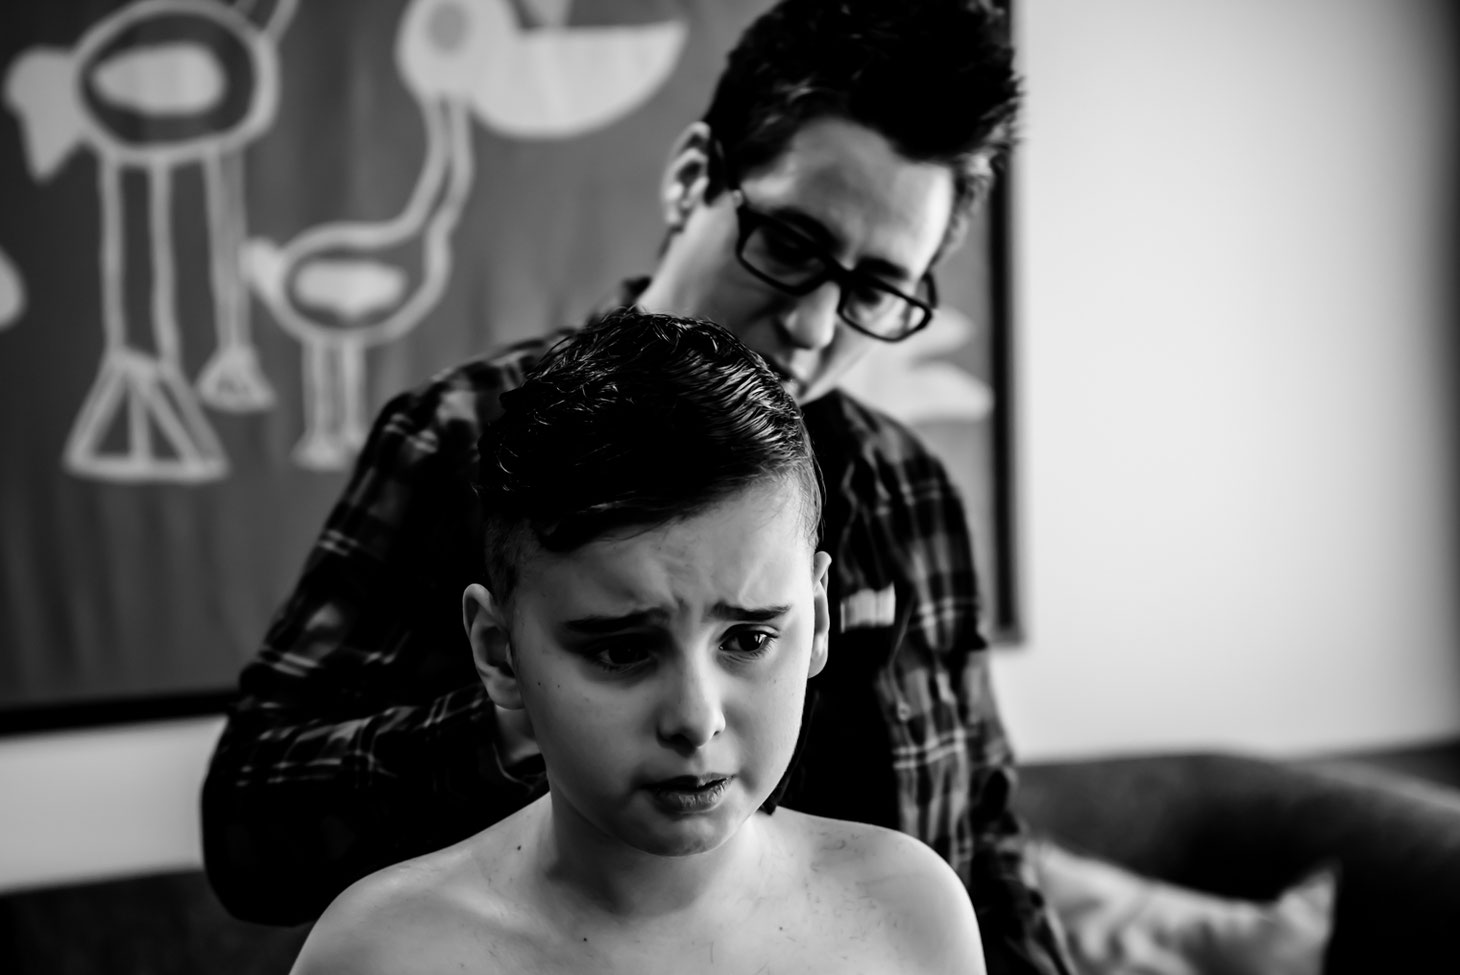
[727,193,939,343]
[705,132,936,343]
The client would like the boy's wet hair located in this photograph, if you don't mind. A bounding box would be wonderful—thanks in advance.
[475,309,822,600]
[702,0,1020,248]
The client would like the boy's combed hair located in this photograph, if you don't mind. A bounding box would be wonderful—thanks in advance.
[702,0,1020,244]
[475,310,822,599]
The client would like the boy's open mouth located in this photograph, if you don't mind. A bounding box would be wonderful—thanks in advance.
[646,775,733,813]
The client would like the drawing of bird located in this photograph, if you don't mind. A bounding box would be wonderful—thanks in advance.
[242,90,475,469]
[3,0,295,481]
[245,0,685,470]
[399,0,686,139]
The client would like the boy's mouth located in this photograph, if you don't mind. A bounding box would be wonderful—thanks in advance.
[646,775,733,813]
[653,774,729,789]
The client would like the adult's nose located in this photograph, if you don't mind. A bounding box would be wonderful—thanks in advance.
[656,654,726,753]
[776,279,841,351]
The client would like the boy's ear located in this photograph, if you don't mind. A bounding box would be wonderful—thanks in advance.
[462,583,523,710]
[808,551,832,678]
[659,121,714,232]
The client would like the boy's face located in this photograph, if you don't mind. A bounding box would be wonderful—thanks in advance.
[469,480,828,858]
[640,115,955,405]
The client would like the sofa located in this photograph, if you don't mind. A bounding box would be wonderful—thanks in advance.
[1015,749,1460,974]
[4,746,1458,974]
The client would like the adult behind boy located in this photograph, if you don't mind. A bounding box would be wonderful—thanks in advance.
[288,311,985,975]
[204,2,1071,973]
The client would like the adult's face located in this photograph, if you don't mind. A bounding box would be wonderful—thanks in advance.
[638,116,955,405]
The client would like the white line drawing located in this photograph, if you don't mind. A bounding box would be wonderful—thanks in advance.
[839,307,995,426]
[0,247,24,329]
[429,0,688,138]
[246,0,687,470]
[3,0,295,483]
[243,96,477,470]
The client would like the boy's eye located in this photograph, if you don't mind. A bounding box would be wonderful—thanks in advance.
[721,629,774,657]
[590,642,651,672]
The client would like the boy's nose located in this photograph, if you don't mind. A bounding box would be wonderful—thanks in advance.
[656,658,726,752]
[776,280,840,351]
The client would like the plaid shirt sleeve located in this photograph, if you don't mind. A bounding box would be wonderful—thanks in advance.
[842,398,1076,975]
[202,344,552,926]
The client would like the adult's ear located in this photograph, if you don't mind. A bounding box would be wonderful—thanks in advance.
[808,551,832,678]
[658,121,715,232]
[463,583,523,709]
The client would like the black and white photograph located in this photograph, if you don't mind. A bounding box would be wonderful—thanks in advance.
[1,1,1457,972]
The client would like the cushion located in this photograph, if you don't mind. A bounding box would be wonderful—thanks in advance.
[1031,840,1337,975]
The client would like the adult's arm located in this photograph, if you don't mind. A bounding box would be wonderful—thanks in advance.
[922,464,1073,975]
[201,356,544,926]
[955,650,1074,975]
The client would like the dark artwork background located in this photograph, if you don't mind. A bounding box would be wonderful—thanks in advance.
[0,0,1015,733]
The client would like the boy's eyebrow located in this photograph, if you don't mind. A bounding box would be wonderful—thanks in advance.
[708,602,791,623]
[562,609,667,634]
[561,603,791,632]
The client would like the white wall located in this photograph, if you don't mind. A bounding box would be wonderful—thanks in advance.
[996,0,1460,759]
[2,0,1457,894]
[0,717,221,893]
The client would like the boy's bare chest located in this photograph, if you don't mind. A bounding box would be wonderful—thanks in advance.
[476,894,909,975]
[516,929,903,975]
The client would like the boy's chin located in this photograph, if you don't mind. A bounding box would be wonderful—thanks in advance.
[626,802,757,858]
[633,825,738,859]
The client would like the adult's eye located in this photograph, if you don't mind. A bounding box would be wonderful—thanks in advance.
[758,224,819,269]
[848,283,896,318]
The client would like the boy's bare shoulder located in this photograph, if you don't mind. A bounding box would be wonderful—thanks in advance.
[785,808,954,885]
[780,810,987,975]
[288,837,525,975]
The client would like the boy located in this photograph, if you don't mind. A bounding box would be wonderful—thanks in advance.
[288,310,986,974]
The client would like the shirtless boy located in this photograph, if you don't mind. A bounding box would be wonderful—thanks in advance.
[288,310,985,975]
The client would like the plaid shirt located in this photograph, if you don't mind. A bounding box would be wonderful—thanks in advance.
[203,303,1072,975]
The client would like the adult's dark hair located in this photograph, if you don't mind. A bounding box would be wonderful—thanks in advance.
[475,309,822,600]
[702,0,1020,246]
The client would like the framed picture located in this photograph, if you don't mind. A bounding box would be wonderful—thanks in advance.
[0,0,1019,735]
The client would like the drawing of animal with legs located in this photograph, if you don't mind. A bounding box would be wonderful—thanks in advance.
[242,88,475,470]
[244,0,687,471]
[191,0,296,413]
[3,0,295,482]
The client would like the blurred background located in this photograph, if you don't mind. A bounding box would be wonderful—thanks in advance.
[1,0,1458,921]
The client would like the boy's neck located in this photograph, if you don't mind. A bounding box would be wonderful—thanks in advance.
[531,796,775,922]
